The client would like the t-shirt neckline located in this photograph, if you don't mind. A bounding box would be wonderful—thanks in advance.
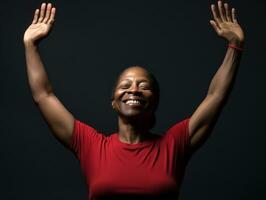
[113,133,157,149]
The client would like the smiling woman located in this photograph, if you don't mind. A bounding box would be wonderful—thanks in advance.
[111,66,160,131]
[23,1,244,200]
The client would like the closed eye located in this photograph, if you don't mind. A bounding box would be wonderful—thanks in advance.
[139,83,151,90]
[119,83,131,89]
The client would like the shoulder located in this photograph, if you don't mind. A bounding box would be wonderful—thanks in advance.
[71,119,107,148]
[73,119,106,136]
[163,118,192,158]
[165,118,190,136]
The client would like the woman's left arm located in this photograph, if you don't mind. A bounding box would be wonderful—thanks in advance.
[189,1,245,151]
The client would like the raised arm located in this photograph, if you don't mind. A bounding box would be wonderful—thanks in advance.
[188,1,244,152]
[24,3,74,148]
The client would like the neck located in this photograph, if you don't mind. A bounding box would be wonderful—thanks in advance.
[117,116,150,144]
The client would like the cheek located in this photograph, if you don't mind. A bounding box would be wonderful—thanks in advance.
[145,92,155,101]
[113,91,125,107]
[114,90,125,100]
[147,95,158,109]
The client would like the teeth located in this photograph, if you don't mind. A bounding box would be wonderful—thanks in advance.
[125,100,141,105]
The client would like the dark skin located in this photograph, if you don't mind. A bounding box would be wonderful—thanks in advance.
[112,1,245,147]
[23,1,244,152]
[111,66,158,144]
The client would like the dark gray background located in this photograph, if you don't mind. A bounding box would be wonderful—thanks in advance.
[1,0,265,199]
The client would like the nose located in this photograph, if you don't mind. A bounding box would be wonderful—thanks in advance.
[127,82,139,94]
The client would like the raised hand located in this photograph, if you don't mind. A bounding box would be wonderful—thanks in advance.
[24,3,56,44]
[210,1,244,45]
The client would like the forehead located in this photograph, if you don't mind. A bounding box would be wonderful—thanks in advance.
[118,68,151,82]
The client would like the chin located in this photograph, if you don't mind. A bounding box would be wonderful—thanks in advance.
[121,110,144,119]
[120,109,151,122]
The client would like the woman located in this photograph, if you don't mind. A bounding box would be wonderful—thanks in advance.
[23,1,244,199]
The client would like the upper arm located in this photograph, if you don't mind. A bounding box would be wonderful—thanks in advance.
[35,93,74,148]
[189,94,225,151]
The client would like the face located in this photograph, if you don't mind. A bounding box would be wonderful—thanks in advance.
[112,67,157,120]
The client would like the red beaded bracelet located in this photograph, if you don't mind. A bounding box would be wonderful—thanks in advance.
[228,44,244,51]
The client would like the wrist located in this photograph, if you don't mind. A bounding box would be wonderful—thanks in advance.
[24,39,37,49]
[228,43,244,52]
[228,39,245,48]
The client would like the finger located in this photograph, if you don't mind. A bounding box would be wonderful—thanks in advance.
[48,7,56,25]
[37,3,46,23]
[224,3,232,22]
[43,3,52,24]
[232,8,238,23]
[32,9,39,24]
[211,4,222,25]
[210,20,222,35]
[218,1,226,21]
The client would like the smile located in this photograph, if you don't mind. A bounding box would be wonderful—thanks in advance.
[122,99,146,106]
[125,99,141,105]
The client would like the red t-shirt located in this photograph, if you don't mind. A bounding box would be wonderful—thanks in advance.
[70,118,191,200]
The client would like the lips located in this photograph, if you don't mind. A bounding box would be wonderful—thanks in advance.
[122,98,147,106]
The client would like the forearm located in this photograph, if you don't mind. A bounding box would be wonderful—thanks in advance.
[24,41,54,102]
[207,41,243,101]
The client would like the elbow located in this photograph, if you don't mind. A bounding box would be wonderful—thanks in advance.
[31,84,54,103]
[32,91,53,104]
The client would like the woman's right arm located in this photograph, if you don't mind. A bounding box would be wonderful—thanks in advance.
[24,3,74,148]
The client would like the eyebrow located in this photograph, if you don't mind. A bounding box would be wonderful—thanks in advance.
[119,78,150,83]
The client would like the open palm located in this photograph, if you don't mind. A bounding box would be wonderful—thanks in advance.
[24,3,56,43]
[210,1,244,44]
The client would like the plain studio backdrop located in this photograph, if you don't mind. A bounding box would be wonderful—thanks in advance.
[0,0,265,199]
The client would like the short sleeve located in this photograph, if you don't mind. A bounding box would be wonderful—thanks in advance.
[165,118,191,161]
[70,119,104,161]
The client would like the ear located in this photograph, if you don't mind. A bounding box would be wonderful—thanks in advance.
[111,101,115,110]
